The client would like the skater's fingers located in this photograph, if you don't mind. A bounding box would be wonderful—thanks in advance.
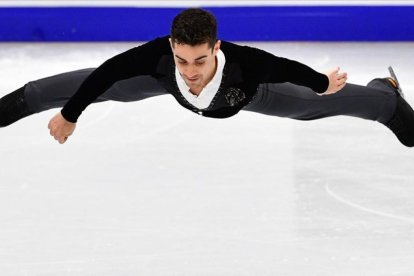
[54,133,67,144]
[49,124,60,138]
[49,124,57,136]
[54,127,73,144]
[336,72,347,80]
[53,131,73,144]
[51,131,60,140]
[335,72,347,84]
[49,125,63,142]
[58,136,68,144]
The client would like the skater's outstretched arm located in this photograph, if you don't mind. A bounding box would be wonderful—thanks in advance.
[48,36,171,144]
[236,45,347,94]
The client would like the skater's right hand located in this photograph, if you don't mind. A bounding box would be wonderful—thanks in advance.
[321,67,348,95]
[48,112,76,144]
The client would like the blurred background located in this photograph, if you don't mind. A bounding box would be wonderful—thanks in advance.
[0,0,413,42]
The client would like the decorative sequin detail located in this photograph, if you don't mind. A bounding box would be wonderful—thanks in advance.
[224,87,246,106]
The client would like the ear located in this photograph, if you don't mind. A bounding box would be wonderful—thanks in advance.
[169,38,175,50]
[213,40,221,54]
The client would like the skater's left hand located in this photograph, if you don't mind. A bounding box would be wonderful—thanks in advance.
[48,112,76,144]
[320,67,348,95]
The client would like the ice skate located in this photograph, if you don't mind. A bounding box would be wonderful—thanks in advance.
[367,66,404,98]
[387,66,404,98]
[381,68,414,147]
[384,97,414,147]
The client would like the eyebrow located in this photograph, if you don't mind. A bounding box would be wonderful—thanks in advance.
[175,54,208,62]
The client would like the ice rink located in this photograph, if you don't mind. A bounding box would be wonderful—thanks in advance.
[0,41,414,275]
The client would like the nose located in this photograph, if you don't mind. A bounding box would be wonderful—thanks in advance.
[183,64,197,77]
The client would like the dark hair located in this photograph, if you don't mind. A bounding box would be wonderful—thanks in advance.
[171,8,217,49]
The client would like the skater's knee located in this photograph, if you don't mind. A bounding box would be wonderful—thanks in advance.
[367,78,396,93]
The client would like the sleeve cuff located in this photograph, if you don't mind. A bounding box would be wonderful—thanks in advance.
[60,108,78,123]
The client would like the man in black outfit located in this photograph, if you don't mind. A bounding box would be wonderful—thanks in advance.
[0,8,413,147]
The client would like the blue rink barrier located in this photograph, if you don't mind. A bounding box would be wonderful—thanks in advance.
[0,6,413,41]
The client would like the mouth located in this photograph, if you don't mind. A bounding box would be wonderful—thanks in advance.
[185,75,199,82]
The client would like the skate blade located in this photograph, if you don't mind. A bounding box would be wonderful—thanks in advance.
[388,66,405,98]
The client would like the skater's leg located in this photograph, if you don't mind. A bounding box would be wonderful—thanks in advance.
[1,68,168,127]
[24,68,97,113]
[1,68,97,127]
[244,80,414,147]
[24,68,167,112]
[243,82,396,123]
[368,77,414,147]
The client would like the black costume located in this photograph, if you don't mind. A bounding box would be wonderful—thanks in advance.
[60,36,330,122]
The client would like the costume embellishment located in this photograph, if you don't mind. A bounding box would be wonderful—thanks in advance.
[225,87,246,106]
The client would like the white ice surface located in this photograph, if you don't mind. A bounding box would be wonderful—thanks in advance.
[0,42,414,276]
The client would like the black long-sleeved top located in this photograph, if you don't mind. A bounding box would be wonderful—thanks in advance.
[61,36,329,123]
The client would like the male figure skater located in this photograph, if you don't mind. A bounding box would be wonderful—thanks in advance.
[0,8,413,147]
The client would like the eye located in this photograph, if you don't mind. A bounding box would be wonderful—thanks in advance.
[196,61,205,66]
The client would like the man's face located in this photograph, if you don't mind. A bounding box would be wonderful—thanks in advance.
[170,39,221,92]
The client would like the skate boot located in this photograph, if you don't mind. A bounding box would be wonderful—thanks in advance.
[372,67,414,147]
[384,96,414,147]
[0,85,34,127]
[367,66,404,98]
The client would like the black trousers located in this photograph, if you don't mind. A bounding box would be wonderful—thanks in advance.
[24,68,397,124]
